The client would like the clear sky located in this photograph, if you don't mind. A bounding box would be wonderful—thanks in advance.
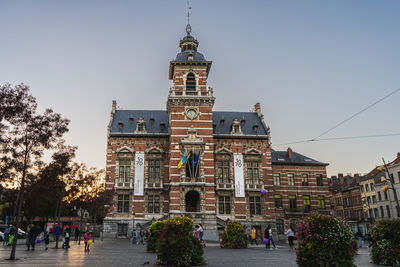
[1,0,399,176]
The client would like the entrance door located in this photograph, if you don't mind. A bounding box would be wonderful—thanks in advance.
[117,223,128,236]
[185,190,200,212]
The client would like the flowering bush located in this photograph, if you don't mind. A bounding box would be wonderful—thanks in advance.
[146,220,164,252]
[157,216,204,266]
[296,212,357,267]
[370,219,400,266]
[220,220,248,249]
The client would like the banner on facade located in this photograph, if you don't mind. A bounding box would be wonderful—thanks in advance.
[234,154,245,197]
[134,152,144,196]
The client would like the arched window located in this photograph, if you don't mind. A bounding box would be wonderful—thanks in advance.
[186,73,196,91]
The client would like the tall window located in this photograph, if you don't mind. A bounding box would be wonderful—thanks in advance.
[249,196,261,215]
[367,196,371,205]
[380,206,384,217]
[273,173,280,186]
[247,161,260,184]
[378,191,382,201]
[148,195,160,214]
[119,159,131,183]
[316,174,323,186]
[361,186,364,193]
[303,195,311,210]
[372,195,377,204]
[274,195,282,208]
[289,195,297,209]
[186,73,196,91]
[384,191,388,200]
[217,160,230,184]
[136,117,146,133]
[374,208,379,218]
[318,196,326,209]
[219,196,231,214]
[370,183,374,191]
[276,219,284,234]
[398,171,400,183]
[365,184,370,192]
[301,174,309,186]
[288,173,294,186]
[386,205,391,218]
[117,195,130,213]
[148,159,161,183]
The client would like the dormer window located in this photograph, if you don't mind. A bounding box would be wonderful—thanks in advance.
[186,73,196,91]
[129,117,134,123]
[188,54,194,61]
[149,117,155,124]
[160,123,165,130]
[231,118,242,135]
[253,125,259,132]
[136,117,146,133]
[118,122,123,129]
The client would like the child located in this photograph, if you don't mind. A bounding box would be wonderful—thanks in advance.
[44,231,50,250]
[139,230,145,245]
[132,230,137,245]
[194,225,200,240]
[84,231,92,252]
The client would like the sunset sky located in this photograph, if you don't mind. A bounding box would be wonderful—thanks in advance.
[1,0,399,176]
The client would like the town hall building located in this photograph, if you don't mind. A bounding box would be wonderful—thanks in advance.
[103,23,331,241]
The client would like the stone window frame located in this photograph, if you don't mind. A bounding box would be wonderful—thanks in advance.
[301,173,309,186]
[135,117,146,133]
[316,174,323,186]
[273,173,280,186]
[146,193,162,214]
[115,146,134,186]
[180,145,204,182]
[145,147,164,186]
[215,148,233,185]
[244,149,263,186]
[318,196,326,209]
[183,71,199,92]
[117,194,130,214]
[248,194,262,215]
[289,195,297,209]
[303,195,311,210]
[274,194,282,208]
[230,118,242,135]
[276,219,284,235]
[287,173,295,186]
[218,194,232,215]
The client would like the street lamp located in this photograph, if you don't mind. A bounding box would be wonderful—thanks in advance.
[379,158,400,218]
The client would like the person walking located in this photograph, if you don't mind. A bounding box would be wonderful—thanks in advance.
[266,225,276,250]
[84,231,92,252]
[64,227,71,249]
[356,229,363,248]
[250,227,258,245]
[26,224,32,251]
[74,227,80,242]
[285,226,295,251]
[194,225,200,241]
[132,229,137,245]
[54,223,61,249]
[198,223,206,247]
[264,227,270,250]
[44,231,50,250]
[3,225,12,246]
[139,230,145,245]
[27,223,39,251]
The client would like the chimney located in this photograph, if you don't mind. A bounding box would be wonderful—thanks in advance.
[287,147,293,158]
[112,100,117,113]
[397,152,400,158]
[254,102,263,118]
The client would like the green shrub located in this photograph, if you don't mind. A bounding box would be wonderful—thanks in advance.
[296,212,357,267]
[220,220,248,249]
[146,220,164,252]
[370,219,400,266]
[157,216,204,266]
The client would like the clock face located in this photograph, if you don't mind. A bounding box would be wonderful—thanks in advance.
[186,109,197,120]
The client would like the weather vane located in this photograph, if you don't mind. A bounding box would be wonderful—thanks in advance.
[186,0,192,35]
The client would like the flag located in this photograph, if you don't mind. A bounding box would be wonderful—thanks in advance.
[185,152,191,168]
[177,150,187,169]
[192,149,201,167]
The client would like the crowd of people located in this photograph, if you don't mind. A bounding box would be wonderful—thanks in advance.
[1,223,93,252]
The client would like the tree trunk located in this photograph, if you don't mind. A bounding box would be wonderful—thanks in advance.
[10,148,28,260]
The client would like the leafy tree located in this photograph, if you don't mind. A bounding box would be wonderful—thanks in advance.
[0,83,69,260]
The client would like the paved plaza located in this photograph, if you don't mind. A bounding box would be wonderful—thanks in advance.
[0,239,379,267]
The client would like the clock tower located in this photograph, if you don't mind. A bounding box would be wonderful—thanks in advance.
[167,23,217,237]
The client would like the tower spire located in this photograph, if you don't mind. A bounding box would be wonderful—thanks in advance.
[186,0,192,35]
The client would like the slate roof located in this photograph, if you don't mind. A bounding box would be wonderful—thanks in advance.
[109,110,268,137]
[270,149,328,166]
[175,51,206,62]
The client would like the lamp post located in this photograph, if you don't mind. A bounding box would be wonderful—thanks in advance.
[381,158,400,218]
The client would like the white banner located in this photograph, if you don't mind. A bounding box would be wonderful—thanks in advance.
[234,154,245,197]
[134,152,144,196]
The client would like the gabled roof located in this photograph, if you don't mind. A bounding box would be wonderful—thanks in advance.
[271,149,328,166]
[109,110,268,137]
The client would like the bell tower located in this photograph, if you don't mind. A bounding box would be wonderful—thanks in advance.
[166,15,217,237]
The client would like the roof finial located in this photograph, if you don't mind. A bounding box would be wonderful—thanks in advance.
[186,0,192,35]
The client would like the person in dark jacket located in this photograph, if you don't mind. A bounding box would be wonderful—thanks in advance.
[356,229,363,248]
[27,224,39,251]
[54,224,61,249]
